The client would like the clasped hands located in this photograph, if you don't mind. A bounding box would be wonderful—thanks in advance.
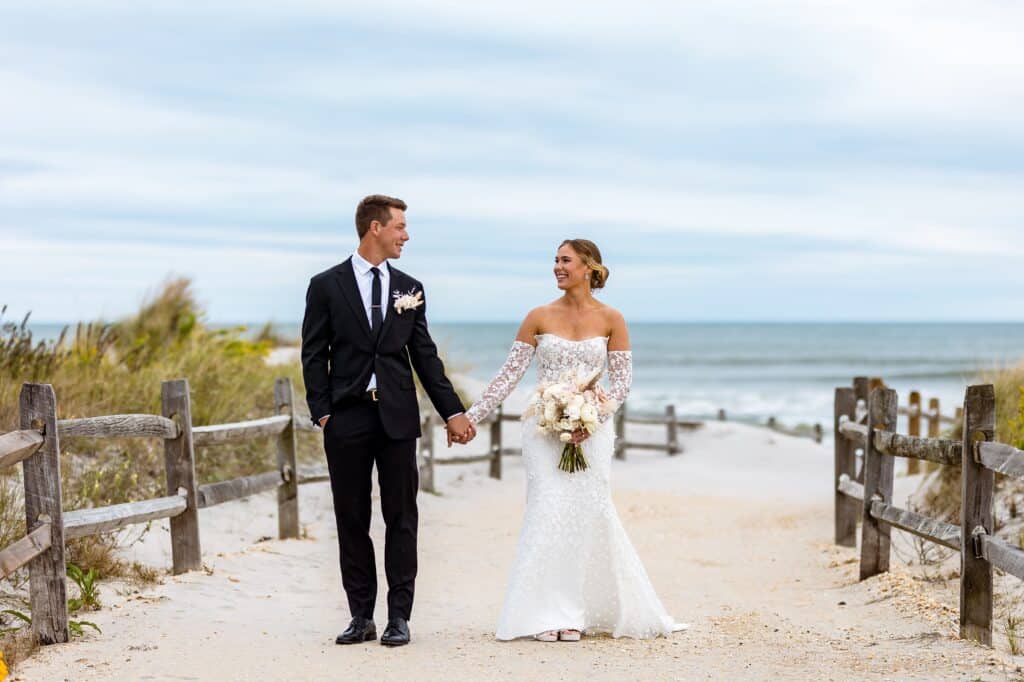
[446,414,476,447]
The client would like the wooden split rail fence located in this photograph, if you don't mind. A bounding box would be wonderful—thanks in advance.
[416,403,698,493]
[833,375,1022,645]
[0,378,328,646]
[417,400,827,493]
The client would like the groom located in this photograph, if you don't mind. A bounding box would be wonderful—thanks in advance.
[301,194,476,647]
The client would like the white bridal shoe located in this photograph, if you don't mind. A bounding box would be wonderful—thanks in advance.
[533,630,558,642]
[558,629,581,642]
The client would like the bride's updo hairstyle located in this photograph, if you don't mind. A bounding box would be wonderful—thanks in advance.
[561,237,606,288]
[560,239,610,290]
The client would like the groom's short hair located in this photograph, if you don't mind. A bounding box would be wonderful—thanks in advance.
[356,194,407,239]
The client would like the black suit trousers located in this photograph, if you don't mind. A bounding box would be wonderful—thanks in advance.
[323,400,418,621]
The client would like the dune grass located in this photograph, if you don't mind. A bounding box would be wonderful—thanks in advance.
[914,362,1024,525]
[0,275,469,667]
[0,277,324,664]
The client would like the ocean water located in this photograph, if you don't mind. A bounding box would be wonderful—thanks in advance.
[22,321,1024,433]
[427,322,1024,433]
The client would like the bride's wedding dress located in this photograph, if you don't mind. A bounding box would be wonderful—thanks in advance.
[466,334,684,640]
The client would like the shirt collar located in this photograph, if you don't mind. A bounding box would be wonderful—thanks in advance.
[351,251,389,277]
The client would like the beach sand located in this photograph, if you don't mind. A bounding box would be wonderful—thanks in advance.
[12,417,1015,681]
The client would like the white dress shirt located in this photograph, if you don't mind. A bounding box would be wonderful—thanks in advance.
[351,251,389,391]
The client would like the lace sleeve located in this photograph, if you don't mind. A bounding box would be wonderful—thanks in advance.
[465,341,536,424]
[600,350,632,422]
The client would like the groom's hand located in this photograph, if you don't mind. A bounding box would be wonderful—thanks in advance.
[445,414,475,447]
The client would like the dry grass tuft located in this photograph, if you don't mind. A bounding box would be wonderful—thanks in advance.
[0,627,39,672]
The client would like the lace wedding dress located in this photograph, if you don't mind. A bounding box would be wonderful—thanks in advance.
[466,334,684,640]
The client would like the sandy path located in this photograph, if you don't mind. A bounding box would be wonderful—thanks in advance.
[13,423,1012,681]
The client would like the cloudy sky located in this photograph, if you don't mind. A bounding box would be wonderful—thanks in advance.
[2,1,1022,323]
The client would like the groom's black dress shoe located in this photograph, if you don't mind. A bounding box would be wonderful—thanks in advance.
[380,618,410,647]
[336,617,376,644]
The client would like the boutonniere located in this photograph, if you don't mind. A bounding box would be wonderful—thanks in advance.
[392,289,424,314]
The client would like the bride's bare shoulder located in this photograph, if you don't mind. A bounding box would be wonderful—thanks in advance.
[600,305,630,350]
[514,306,550,345]
[598,304,626,326]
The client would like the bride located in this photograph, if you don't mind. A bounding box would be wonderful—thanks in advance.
[465,239,685,642]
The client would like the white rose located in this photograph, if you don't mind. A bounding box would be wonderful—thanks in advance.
[559,432,572,443]
[544,383,568,400]
[580,403,598,422]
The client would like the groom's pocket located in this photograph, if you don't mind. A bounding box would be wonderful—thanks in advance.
[400,378,415,391]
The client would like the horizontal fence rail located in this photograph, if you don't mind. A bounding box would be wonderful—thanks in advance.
[976,441,1024,479]
[868,500,961,551]
[192,414,291,447]
[872,430,963,466]
[0,525,52,581]
[832,376,1024,646]
[196,470,283,508]
[58,414,180,440]
[63,493,188,540]
[836,474,864,501]
[0,428,45,469]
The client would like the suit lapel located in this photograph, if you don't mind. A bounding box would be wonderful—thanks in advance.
[334,258,373,340]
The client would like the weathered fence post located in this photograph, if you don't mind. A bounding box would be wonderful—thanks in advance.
[859,387,897,580]
[852,376,870,483]
[418,413,435,494]
[906,391,922,474]
[927,397,941,438]
[834,387,858,548]
[489,404,502,480]
[274,378,300,540]
[162,379,201,574]
[666,405,680,455]
[20,383,69,644]
[614,402,626,460]
[960,384,996,645]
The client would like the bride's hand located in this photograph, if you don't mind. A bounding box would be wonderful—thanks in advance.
[569,427,590,445]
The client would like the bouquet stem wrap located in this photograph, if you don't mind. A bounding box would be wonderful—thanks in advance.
[559,442,589,473]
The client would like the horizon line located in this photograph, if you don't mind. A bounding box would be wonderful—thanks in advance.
[19,319,1024,326]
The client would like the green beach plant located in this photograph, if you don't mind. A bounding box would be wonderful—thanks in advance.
[66,562,101,613]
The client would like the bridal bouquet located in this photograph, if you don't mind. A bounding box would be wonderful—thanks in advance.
[524,366,614,473]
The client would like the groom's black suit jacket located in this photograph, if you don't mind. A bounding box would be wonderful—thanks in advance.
[301,257,464,441]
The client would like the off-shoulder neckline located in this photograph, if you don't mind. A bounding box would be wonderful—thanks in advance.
[535,333,610,344]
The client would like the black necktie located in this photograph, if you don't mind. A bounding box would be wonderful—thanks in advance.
[370,266,383,334]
